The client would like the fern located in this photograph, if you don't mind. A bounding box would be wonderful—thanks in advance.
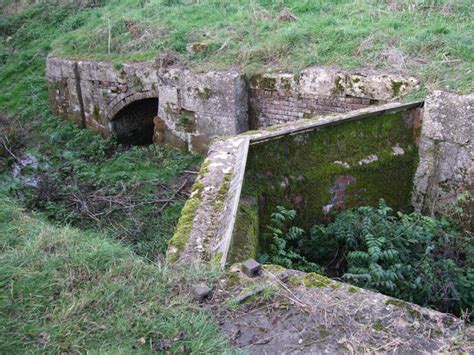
[258,205,321,273]
[262,199,473,319]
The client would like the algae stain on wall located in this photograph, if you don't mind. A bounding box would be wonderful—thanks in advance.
[241,111,420,242]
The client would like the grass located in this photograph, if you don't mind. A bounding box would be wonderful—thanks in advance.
[0,3,222,350]
[0,1,471,351]
[1,114,202,261]
[0,196,233,353]
[2,0,471,100]
[0,1,202,259]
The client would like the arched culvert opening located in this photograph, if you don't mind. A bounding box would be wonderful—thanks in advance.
[111,98,158,145]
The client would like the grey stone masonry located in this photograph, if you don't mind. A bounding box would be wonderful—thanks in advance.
[47,56,420,153]
[46,56,248,154]
[47,56,158,135]
[155,67,248,154]
[167,102,423,267]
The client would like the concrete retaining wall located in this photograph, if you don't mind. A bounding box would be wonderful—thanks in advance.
[249,67,419,128]
[167,102,424,266]
[47,57,418,153]
[168,92,473,267]
[413,91,474,230]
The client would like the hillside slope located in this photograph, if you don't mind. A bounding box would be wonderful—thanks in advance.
[1,2,232,352]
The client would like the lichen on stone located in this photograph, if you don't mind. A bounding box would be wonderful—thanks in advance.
[263,264,286,274]
[348,285,360,294]
[391,80,404,97]
[385,298,422,320]
[196,87,212,100]
[287,273,334,288]
[372,322,386,332]
[333,75,345,95]
[250,74,277,91]
[131,74,144,91]
[213,172,232,213]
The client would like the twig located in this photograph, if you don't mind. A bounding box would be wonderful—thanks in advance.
[157,179,188,214]
[1,137,20,163]
[264,268,311,309]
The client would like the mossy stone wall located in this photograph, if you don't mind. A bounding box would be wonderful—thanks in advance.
[242,110,420,240]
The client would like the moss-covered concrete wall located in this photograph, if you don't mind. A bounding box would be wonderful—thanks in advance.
[227,195,259,264]
[242,110,420,241]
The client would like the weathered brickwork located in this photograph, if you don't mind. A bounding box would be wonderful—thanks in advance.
[249,67,419,128]
[250,89,376,127]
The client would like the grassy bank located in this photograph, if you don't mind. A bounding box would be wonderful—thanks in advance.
[0,1,472,352]
[0,2,231,352]
[2,0,472,100]
[0,0,201,260]
[0,196,232,353]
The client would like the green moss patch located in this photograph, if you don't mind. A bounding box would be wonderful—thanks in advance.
[167,181,204,263]
[213,172,232,213]
[372,322,386,332]
[348,285,360,294]
[385,299,422,320]
[243,111,419,233]
[250,74,277,91]
[263,264,286,274]
[288,273,334,288]
[227,195,259,264]
[391,80,404,97]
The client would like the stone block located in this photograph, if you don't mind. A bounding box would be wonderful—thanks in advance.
[190,134,210,155]
[413,91,473,226]
[242,259,261,277]
[192,283,212,302]
[162,130,188,151]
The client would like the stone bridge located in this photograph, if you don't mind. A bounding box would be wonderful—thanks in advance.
[46,57,247,150]
[47,56,418,153]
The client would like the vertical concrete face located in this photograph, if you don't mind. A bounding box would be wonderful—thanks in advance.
[413,91,474,228]
[166,102,423,267]
[47,57,420,153]
[47,56,248,153]
[155,68,248,154]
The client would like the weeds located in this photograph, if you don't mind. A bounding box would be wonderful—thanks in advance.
[21,0,472,97]
[0,1,201,259]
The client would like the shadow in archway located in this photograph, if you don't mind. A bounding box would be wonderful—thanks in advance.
[111,98,158,145]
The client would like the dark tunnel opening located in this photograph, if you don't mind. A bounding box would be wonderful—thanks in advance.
[111,98,158,146]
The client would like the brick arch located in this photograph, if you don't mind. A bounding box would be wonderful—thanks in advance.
[105,90,158,121]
